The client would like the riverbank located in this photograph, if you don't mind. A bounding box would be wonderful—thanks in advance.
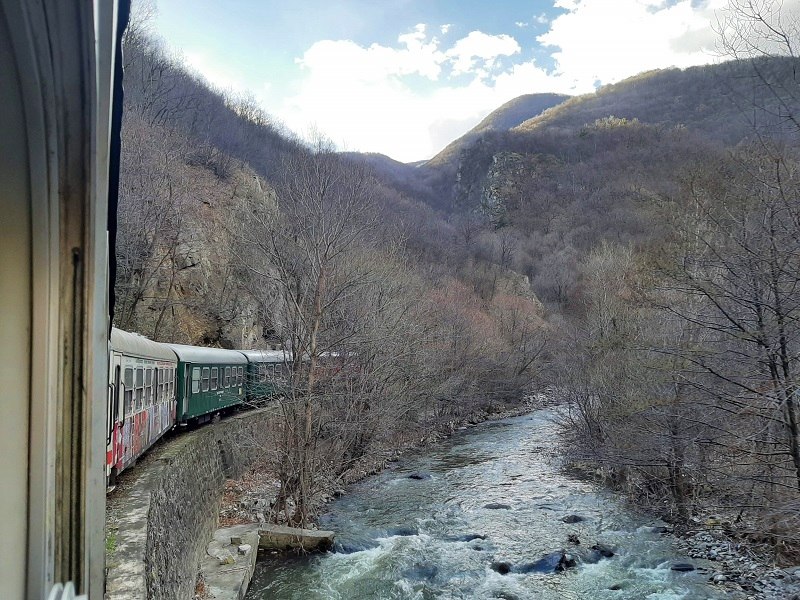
[217,394,542,530]
[556,445,800,598]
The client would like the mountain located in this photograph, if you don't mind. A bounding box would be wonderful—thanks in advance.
[424,93,570,169]
[514,57,800,143]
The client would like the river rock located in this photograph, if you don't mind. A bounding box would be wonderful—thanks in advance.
[671,563,696,572]
[491,561,512,575]
[484,503,511,510]
[334,540,379,554]
[561,515,585,523]
[591,543,615,558]
[650,526,672,534]
[447,533,486,542]
[517,551,576,574]
[407,472,430,480]
[386,526,418,537]
[567,534,580,545]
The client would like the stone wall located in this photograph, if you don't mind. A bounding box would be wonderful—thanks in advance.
[106,407,274,600]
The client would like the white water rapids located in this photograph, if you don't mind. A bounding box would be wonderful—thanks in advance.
[245,410,723,600]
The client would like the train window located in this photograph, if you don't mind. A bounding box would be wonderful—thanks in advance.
[201,367,210,392]
[145,368,153,406]
[238,366,244,385]
[224,367,231,387]
[135,367,144,411]
[124,368,134,415]
[191,368,200,394]
[211,367,218,390]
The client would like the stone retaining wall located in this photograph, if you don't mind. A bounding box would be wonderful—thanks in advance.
[106,407,274,600]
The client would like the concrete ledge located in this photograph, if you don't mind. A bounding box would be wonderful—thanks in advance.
[258,525,335,552]
[201,524,260,600]
[105,488,151,600]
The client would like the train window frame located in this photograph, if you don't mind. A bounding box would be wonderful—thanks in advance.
[135,367,144,411]
[191,367,200,394]
[211,367,218,390]
[201,367,210,392]
[238,366,244,385]
[145,367,153,407]
[224,366,231,387]
[124,367,134,416]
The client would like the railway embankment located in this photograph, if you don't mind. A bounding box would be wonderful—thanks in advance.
[105,407,277,600]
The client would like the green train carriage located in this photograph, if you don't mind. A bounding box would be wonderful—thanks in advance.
[239,349,293,400]
[165,344,248,424]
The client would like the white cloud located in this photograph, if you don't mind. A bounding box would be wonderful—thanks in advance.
[539,0,725,89]
[271,2,730,162]
[297,24,445,83]
[441,23,452,34]
[278,28,550,161]
[515,21,529,28]
[446,31,521,75]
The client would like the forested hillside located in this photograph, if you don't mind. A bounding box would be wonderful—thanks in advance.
[414,23,800,561]
[115,16,546,525]
[116,6,800,554]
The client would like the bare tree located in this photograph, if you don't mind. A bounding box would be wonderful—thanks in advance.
[234,139,381,524]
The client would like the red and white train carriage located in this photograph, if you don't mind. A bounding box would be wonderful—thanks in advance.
[107,328,178,483]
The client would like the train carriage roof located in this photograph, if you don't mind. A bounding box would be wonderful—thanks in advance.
[238,349,292,364]
[110,328,177,362]
[164,343,248,365]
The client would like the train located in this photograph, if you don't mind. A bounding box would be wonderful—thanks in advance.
[106,328,291,485]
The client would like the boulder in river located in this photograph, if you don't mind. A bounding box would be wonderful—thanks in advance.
[334,540,379,554]
[567,534,581,545]
[446,533,486,542]
[491,561,512,575]
[407,472,431,480]
[651,526,672,534]
[561,515,585,524]
[671,563,696,572]
[516,551,577,574]
[386,526,418,537]
[591,543,615,558]
[484,503,511,510]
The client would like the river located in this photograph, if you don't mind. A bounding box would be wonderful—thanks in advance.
[245,410,723,599]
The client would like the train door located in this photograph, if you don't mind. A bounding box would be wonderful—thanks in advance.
[106,356,122,482]
[183,363,192,421]
[169,365,177,428]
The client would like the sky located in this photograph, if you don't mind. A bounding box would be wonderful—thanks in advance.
[152,0,730,162]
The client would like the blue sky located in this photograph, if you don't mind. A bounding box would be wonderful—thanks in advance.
[152,0,727,162]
